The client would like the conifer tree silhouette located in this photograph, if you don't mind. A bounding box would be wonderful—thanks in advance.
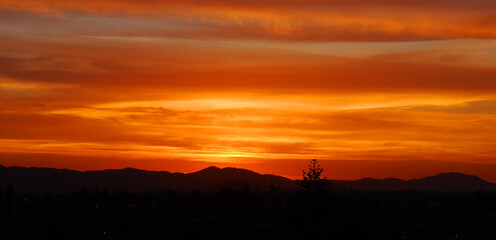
[296,159,329,197]
[296,159,330,218]
[296,160,331,240]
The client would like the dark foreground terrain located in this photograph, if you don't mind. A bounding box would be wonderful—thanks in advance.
[1,187,496,240]
[1,165,496,239]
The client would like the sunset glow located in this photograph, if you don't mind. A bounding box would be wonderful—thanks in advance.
[1,0,496,181]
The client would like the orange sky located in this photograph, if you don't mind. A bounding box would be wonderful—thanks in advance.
[1,0,496,181]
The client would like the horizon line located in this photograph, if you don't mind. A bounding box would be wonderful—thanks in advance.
[1,164,493,184]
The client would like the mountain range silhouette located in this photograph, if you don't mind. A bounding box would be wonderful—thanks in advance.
[1,165,495,193]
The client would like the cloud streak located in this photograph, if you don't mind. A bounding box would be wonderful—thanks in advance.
[1,1,496,41]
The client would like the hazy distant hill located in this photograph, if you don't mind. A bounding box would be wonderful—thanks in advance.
[0,165,495,193]
[332,172,496,192]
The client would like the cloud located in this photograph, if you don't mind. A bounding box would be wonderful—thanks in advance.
[2,51,496,96]
[408,100,496,115]
[1,2,496,41]
[2,0,496,14]
[0,112,203,148]
[1,99,495,164]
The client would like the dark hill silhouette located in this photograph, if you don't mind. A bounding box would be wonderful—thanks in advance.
[0,165,295,193]
[1,165,495,193]
[411,172,496,191]
[332,172,496,191]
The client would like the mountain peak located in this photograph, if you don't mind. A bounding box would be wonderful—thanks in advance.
[191,166,260,177]
[193,166,221,174]
[422,172,487,182]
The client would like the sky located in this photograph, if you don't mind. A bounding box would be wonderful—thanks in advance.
[1,0,496,181]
